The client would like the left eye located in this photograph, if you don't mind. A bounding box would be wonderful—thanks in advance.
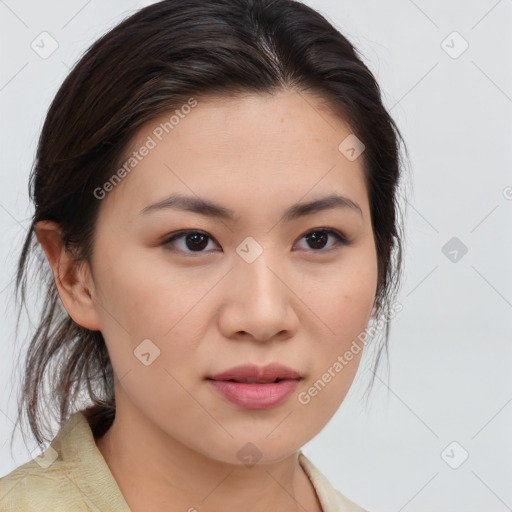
[295,229,347,251]
[162,229,347,254]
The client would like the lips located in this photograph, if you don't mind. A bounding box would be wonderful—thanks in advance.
[206,363,302,410]
[207,363,301,383]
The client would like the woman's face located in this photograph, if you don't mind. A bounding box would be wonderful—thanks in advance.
[87,90,378,464]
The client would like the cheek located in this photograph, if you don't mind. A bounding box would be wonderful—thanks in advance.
[93,244,206,339]
[308,251,377,346]
[90,246,209,410]
[91,244,224,391]
[297,247,377,406]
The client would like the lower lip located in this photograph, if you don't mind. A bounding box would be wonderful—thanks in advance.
[207,379,300,410]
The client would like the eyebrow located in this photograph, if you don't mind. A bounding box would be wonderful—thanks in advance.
[140,193,363,222]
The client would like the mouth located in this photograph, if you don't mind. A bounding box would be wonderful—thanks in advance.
[207,362,302,383]
[209,377,292,384]
[206,363,302,410]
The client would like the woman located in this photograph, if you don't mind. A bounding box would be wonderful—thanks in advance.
[0,0,404,510]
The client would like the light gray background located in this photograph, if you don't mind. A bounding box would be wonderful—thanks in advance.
[1,1,511,511]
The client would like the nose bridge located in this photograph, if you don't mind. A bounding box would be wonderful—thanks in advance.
[223,237,295,340]
[235,240,284,306]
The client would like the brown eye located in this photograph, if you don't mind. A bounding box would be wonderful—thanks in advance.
[296,229,347,251]
[162,230,218,253]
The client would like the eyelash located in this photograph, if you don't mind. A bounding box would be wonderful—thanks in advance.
[161,228,349,255]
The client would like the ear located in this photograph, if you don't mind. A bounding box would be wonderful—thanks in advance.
[35,220,101,331]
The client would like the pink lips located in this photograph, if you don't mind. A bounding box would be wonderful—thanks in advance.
[207,363,301,410]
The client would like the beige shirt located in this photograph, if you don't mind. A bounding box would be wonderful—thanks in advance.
[0,412,367,511]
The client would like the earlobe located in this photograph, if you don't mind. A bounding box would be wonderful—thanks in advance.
[34,220,101,331]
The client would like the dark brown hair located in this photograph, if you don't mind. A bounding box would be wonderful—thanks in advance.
[12,0,406,448]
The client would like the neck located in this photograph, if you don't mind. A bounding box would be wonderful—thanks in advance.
[94,401,322,512]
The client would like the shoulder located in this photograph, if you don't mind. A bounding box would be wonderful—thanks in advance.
[298,452,369,512]
[0,450,86,511]
[0,412,130,512]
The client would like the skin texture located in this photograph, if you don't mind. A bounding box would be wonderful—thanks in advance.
[35,89,378,512]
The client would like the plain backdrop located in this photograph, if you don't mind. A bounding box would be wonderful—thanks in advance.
[0,1,511,511]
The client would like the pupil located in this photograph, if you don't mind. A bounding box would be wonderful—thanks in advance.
[186,233,208,251]
[307,231,327,250]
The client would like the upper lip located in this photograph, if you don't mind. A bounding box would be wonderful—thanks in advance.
[208,363,302,383]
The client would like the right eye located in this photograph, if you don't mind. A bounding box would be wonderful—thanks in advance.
[161,230,221,254]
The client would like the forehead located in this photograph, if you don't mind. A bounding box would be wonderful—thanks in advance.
[98,90,369,222]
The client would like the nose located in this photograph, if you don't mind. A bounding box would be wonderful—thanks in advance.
[217,252,299,343]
